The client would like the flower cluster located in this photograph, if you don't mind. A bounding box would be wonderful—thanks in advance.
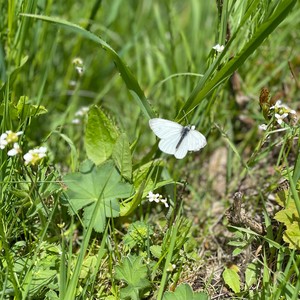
[72,106,90,124]
[0,130,23,154]
[146,191,169,208]
[72,57,84,76]
[259,100,297,130]
[23,146,47,165]
[0,130,47,165]
[212,44,224,53]
[270,100,296,125]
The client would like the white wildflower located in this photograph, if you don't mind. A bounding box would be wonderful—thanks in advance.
[72,118,81,124]
[23,146,47,165]
[5,130,23,143]
[147,191,160,203]
[275,113,288,125]
[72,57,83,65]
[146,191,169,207]
[270,100,283,110]
[76,66,84,76]
[72,57,84,76]
[160,198,169,208]
[212,44,225,53]
[72,106,89,124]
[270,100,296,114]
[0,130,23,149]
[7,143,21,156]
[75,106,89,117]
[0,133,8,149]
[258,124,268,131]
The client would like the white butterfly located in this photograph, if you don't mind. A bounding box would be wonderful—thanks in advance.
[149,118,207,159]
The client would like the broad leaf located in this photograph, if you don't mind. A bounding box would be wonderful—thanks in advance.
[112,132,132,181]
[85,106,119,165]
[64,160,134,232]
[274,190,300,249]
[222,267,240,293]
[150,245,162,259]
[283,222,300,249]
[245,262,259,289]
[115,255,150,300]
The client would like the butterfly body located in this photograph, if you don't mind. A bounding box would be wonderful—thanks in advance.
[149,118,207,159]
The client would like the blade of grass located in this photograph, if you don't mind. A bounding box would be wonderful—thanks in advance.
[156,222,178,300]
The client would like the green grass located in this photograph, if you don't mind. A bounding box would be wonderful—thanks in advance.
[1,0,300,299]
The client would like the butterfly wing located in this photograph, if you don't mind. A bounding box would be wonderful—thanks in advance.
[174,142,189,159]
[158,133,182,155]
[149,118,183,139]
[149,118,184,156]
[187,128,207,151]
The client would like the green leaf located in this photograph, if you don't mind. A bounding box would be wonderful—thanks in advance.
[85,106,119,165]
[150,245,162,259]
[17,96,48,121]
[64,160,134,232]
[115,255,150,300]
[132,159,172,197]
[274,191,300,249]
[222,267,240,293]
[0,96,47,121]
[79,255,98,279]
[112,132,132,181]
[283,222,300,249]
[245,262,259,289]
[123,221,153,249]
[163,284,209,300]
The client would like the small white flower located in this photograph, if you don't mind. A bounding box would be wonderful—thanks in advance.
[270,100,296,114]
[0,133,8,149]
[0,130,23,149]
[212,44,225,53]
[146,191,169,207]
[258,124,268,131]
[24,146,47,165]
[270,100,283,110]
[147,191,160,203]
[72,57,83,65]
[5,131,23,143]
[275,113,288,125]
[72,118,81,124]
[7,143,21,156]
[160,198,169,208]
[75,106,89,117]
[72,58,84,76]
[72,106,89,124]
[76,66,84,76]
